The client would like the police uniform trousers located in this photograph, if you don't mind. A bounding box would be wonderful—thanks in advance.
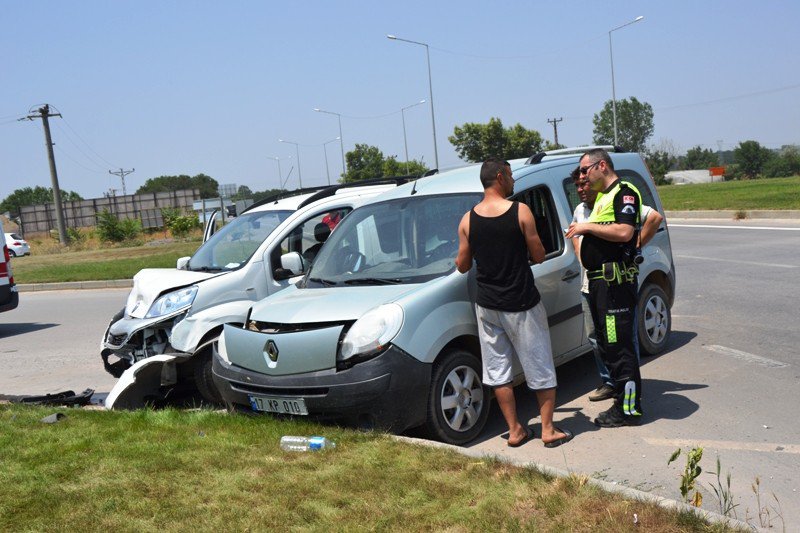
[588,276,643,416]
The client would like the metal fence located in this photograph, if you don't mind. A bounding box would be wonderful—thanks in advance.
[19,189,201,234]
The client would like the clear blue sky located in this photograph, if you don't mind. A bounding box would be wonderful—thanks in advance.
[2,0,798,202]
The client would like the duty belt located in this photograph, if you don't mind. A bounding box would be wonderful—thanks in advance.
[588,261,638,285]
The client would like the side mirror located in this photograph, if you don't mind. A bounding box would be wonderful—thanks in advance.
[176,256,190,270]
[280,252,306,276]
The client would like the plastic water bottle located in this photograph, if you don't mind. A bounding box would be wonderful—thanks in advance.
[280,435,336,452]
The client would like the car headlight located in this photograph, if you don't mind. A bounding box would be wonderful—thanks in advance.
[339,304,403,361]
[145,286,198,318]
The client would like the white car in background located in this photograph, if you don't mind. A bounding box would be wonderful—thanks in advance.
[5,233,30,257]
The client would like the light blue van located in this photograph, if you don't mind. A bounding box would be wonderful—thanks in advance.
[214,148,675,444]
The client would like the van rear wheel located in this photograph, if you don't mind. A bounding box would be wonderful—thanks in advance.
[424,349,489,445]
[638,283,671,356]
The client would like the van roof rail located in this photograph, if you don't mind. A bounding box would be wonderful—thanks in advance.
[297,176,415,209]
[241,185,330,214]
[524,145,625,165]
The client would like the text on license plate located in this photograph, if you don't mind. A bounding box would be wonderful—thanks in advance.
[249,395,308,415]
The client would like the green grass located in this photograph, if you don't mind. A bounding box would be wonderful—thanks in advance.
[11,241,200,284]
[657,176,800,211]
[0,404,736,532]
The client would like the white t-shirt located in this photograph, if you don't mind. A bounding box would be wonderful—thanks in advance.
[572,202,652,294]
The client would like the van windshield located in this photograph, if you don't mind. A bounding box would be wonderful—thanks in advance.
[189,210,292,272]
[307,193,481,286]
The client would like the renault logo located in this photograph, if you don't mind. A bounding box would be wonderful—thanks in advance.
[265,340,279,362]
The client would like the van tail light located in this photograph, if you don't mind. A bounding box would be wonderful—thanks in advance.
[1,246,13,284]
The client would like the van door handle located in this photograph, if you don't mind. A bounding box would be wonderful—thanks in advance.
[561,270,580,282]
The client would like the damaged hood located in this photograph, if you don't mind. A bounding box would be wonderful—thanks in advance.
[249,284,418,323]
[125,268,220,318]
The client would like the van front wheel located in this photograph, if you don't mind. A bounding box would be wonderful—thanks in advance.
[194,340,223,405]
[424,349,489,445]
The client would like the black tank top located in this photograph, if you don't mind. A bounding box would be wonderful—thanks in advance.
[468,202,540,312]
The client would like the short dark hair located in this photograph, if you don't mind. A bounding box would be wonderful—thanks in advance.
[570,166,581,182]
[581,148,614,171]
[480,159,510,189]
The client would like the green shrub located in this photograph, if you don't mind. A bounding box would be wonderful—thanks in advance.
[67,227,87,243]
[96,210,142,242]
[168,214,200,238]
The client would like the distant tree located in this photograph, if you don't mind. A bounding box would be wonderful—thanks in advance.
[231,185,253,201]
[682,146,719,170]
[762,145,800,178]
[448,117,543,162]
[0,186,83,217]
[592,97,654,152]
[381,156,429,177]
[250,188,285,202]
[341,144,385,183]
[136,174,219,198]
[733,141,774,179]
[645,150,676,185]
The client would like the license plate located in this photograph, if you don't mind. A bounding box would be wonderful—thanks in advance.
[249,395,308,415]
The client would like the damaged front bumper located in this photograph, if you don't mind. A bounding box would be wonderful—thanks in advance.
[100,311,189,378]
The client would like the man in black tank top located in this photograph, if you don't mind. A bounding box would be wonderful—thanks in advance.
[456,159,573,448]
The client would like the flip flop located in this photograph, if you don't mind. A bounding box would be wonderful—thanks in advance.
[507,428,535,448]
[543,427,574,448]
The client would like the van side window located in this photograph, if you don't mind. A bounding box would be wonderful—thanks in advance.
[512,186,563,259]
[562,177,581,213]
[271,208,351,275]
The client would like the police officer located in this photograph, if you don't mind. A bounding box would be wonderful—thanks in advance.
[565,148,643,427]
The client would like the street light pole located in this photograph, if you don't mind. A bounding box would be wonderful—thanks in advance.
[400,99,426,174]
[322,137,340,185]
[387,35,439,170]
[278,139,302,188]
[314,108,347,176]
[608,15,644,147]
[268,155,291,189]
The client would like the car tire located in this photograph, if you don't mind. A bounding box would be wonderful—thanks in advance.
[424,349,489,445]
[194,340,223,405]
[8,249,16,258]
[637,283,671,356]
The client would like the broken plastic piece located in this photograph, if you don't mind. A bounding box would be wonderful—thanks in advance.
[40,413,66,424]
[18,389,94,407]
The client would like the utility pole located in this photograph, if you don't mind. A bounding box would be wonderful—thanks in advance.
[547,117,563,147]
[23,104,69,244]
[109,168,135,196]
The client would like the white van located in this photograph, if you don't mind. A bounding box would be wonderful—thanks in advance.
[0,220,19,313]
[214,149,675,444]
[101,179,406,408]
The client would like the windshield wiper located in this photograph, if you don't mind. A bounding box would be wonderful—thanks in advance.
[308,277,338,287]
[344,277,403,286]
[191,266,224,272]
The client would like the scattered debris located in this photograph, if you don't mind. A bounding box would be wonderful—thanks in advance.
[16,389,94,407]
[40,413,66,424]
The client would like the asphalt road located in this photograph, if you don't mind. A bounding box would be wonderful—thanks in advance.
[1,219,798,526]
[469,218,800,527]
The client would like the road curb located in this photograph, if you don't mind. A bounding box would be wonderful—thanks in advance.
[393,435,757,531]
[17,279,133,292]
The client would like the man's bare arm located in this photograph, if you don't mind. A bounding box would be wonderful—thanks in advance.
[518,203,546,264]
[566,221,634,243]
[639,209,664,247]
[455,212,473,273]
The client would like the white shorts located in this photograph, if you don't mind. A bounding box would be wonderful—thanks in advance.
[475,301,557,390]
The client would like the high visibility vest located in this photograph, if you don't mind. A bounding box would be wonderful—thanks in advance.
[588,180,642,225]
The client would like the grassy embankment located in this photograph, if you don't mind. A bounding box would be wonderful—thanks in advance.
[656,175,800,210]
[0,404,737,532]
